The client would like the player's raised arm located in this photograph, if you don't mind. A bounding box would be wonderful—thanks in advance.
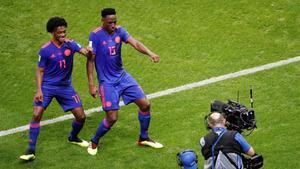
[126,37,160,63]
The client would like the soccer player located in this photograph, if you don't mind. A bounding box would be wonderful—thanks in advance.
[20,16,91,161]
[86,8,163,155]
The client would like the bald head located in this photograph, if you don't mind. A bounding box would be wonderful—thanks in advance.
[207,112,226,128]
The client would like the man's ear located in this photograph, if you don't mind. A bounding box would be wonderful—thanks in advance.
[222,118,226,125]
[208,123,213,129]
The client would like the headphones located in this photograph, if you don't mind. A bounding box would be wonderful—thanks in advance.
[177,149,198,168]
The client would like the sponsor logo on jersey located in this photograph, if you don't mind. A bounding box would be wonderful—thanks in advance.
[50,54,56,59]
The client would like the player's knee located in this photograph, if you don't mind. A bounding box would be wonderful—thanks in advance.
[32,108,43,122]
[140,102,151,112]
[76,114,86,123]
[32,113,42,122]
[106,114,118,126]
[108,116,118,125]
[72,107,86,122]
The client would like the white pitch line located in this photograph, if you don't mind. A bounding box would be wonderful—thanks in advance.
[1,56,300,137]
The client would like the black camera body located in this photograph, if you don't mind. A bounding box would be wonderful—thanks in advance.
[242,154,264,169]
[210,100,257,133]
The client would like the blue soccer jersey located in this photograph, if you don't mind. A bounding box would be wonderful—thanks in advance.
[35,40,83,111]
[38,40,82,86]
[89,26,131,84]
[88,26,147,110]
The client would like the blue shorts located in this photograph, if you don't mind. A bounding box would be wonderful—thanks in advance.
[33,85,82,112]
[99,74,146,111]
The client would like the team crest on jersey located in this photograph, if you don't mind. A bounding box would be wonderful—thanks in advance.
[64,49,71,57]
[115,36,121,43]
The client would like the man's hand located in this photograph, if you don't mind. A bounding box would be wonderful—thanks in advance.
[89,84,98,98]
[86,46,94,56]
[79,47,94,57]
[149,54,160,63]
[34,90,43,102]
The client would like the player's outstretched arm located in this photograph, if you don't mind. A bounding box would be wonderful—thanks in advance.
[86,54,97,98]
[127,37,160,63]
[34,67,44,102]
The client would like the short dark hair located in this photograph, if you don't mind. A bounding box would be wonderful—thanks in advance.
[46,16,67,33]
[101,8,116,18]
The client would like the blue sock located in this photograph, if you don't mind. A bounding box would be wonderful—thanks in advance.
[69,120,84,140]
[92,118,111,145]
[28,121,40,151]
[138,110,151,139]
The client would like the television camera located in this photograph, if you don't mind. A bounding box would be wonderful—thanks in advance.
[206,88,263,169]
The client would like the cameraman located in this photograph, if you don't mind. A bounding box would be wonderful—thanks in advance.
[199,112,255,169]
